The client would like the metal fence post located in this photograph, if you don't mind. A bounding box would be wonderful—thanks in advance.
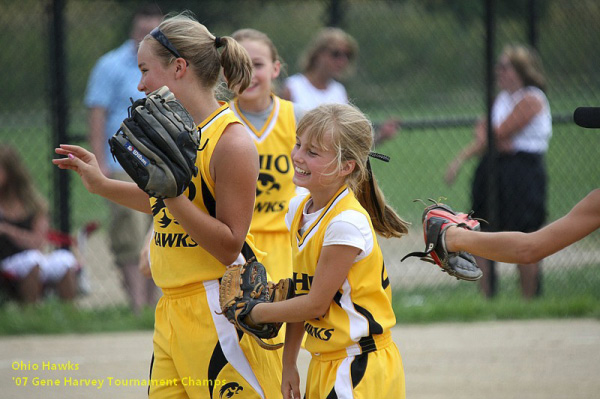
[528,0,538,49]
[327,0,344,27]
[485,0,498,231]
[485,0,498,295]
[48,0,71,241]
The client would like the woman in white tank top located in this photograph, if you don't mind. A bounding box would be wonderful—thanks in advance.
[444,44,552,300]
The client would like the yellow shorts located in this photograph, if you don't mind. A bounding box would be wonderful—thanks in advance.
[305,341,405,399]
[251,231,292,283]
[149,280,283,399]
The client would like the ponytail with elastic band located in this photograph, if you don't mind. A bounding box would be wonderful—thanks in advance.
[366,151,390,221]
[214,36,223,48]
[360,150,409,238]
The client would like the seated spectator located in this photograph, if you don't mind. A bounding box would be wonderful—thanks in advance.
[0,146,80,303]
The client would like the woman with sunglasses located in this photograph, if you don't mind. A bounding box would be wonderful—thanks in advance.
[444,44,552,300]
[282,28,399,146]
[54,12,282,399]
[282,27,356,112]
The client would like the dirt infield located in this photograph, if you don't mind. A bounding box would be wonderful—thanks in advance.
[1,319,599,399]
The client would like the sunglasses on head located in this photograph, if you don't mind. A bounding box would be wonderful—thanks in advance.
[150,27,187,64]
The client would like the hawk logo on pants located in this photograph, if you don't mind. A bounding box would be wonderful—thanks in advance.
[220,382,243,398]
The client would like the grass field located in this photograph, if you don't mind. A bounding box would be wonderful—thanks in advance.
[1,263,598,336]
[393,263,600,323]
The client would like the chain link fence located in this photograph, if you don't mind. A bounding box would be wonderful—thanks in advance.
[1,0,599,309]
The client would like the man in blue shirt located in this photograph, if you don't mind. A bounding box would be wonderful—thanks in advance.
[84,4,163,313]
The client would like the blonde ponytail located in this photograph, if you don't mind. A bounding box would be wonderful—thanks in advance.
[142,12,252,95]
[216,36,253,94]
[355,162,409,238]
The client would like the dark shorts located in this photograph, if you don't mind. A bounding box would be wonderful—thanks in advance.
[471,152,547,233]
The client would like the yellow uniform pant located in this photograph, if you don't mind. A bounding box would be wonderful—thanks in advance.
[305,341,405,399]
[149,280,283,399]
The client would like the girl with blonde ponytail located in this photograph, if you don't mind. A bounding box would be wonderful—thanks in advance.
[248,103,407,399]
[54,11,283,399]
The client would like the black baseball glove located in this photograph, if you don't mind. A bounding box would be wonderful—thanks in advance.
[108,86,199,199]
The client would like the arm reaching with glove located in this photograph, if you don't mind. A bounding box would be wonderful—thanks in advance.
[401,200,483,281]
[250,244,360,324]
[444,189,600,264]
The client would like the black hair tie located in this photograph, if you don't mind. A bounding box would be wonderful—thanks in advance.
[366,152,390,220]
[215,36,223,48]
[368,151,390,162]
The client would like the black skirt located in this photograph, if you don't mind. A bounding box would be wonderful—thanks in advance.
[471,152,547,232]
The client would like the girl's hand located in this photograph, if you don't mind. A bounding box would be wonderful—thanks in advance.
[281,363,301,399]
[53,144,108,194]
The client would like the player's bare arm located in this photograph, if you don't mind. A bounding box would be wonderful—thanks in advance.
[164,123,259,266]
[251,244,361,324]
[281,322,304,399]
[446,189,600,264]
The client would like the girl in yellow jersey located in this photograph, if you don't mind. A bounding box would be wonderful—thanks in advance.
[53,12,282,399]
[249,103,410,399]
[229,28,305,283]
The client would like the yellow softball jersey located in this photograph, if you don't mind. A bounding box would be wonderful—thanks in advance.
[289,185,396,358]
[232,95,297,233]
[149,103,262,289]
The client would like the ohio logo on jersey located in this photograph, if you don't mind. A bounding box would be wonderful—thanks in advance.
[254,153,290,214]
